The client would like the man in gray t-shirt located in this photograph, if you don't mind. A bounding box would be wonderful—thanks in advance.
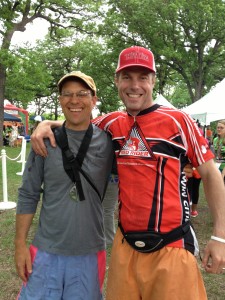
[15,71,113,300]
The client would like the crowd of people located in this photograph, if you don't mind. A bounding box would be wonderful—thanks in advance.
[14,46,225,300]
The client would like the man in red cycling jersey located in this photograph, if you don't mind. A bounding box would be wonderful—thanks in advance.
[31,46,225,300]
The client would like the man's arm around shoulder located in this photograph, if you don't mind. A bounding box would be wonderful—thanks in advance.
[31,120,63,157]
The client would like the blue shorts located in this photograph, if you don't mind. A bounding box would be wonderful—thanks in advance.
[17,245,106,300]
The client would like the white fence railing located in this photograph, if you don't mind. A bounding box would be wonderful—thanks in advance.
[0,137,27,210]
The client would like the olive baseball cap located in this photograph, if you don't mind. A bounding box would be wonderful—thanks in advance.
[58,71,96,95]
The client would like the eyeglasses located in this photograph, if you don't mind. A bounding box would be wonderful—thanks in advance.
[60,90,92,100]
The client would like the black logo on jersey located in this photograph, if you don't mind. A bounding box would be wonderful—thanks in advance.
[119,121,156,159]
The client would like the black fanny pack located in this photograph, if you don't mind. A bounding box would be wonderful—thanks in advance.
[119,221,190,253]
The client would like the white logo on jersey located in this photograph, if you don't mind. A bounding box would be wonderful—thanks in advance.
[201,145,207,154]
[119,125,155,159]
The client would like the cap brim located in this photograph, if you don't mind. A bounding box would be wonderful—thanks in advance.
[116,64,156,73]
[58,75,96,95]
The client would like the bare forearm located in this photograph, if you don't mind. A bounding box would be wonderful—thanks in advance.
[15,214,35,246]
[204,181,225,237]
[42,120,63,128]
[197,160,225,273]
[198,161,225,237]
[15,214,35,281]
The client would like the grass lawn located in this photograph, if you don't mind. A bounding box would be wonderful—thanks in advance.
[0,144,225,299]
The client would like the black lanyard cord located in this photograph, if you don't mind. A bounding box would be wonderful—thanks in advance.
[54,122,101,201]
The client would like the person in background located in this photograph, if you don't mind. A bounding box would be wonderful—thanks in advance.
[187,168,201,217]
[33,120,42,132]
[14,71,113,300]
[213,120,225,181]
[31,46,225,300]
[9,121,18,147]
[3,125,10,145]
[18,123,25,136]
[206,125,213,147]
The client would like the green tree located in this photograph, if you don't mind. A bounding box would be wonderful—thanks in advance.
[10,38,122,119]
[5,47,52,107]
[0,0,103,145]
[104,0,225,103]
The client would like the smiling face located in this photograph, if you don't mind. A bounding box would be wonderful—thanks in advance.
[216,121,225,138]
[115,66,156,116]
[59,80,97,131]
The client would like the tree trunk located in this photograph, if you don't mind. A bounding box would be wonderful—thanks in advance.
[0,64,6,146]
[0,33,13,147]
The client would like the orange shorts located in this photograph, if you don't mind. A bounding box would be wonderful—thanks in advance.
[106,228,207,300]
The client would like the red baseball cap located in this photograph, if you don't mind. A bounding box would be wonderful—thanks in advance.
[116,46,156,74]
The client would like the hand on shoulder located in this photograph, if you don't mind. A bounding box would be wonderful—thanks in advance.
[31,120,62,156]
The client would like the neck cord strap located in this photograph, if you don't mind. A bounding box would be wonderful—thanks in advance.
[54,121,93,201]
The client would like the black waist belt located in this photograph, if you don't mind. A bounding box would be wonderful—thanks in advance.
[119,221,190,253]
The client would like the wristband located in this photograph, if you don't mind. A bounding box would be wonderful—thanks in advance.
[211,235,225,244]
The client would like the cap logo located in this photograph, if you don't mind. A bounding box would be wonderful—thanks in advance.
[116,46,156,73]
[125,51,149,62]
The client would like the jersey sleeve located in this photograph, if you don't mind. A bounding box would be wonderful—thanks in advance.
[178,112,214,167]
[92,111,126,132]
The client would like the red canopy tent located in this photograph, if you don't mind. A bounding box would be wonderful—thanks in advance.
[4,102,29,135]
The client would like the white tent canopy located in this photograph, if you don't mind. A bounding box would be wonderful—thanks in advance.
[182,78,225,125]
[153,94,176,108]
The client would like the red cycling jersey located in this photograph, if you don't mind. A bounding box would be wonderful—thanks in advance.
[93,104,214,253]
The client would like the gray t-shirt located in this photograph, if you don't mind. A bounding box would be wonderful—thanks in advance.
[17,124,113,256]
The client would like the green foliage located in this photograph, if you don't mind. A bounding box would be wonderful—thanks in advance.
[1,0,225,143]
[8,37,122,115]
[0,0,106,146]
[5,47,53,107]
[104,0,225,102]
[72,41,120,112]
[169,81,192,108]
